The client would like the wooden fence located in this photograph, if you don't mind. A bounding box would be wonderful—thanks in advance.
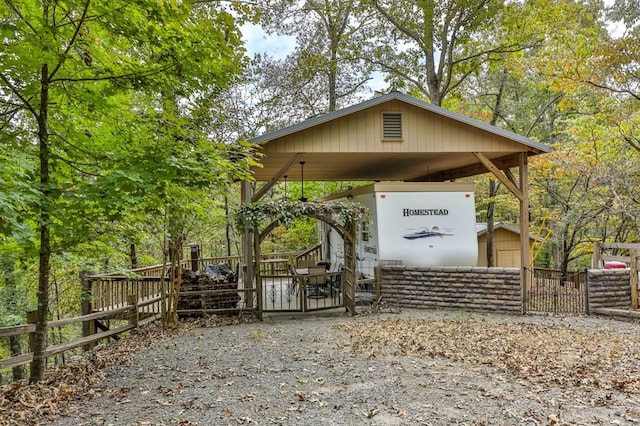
[0,289,160,373]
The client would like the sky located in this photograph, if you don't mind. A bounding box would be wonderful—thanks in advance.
[240,23,389,93]
[241,22,296,60]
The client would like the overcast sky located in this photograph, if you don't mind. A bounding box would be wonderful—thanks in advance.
[240,23,389,93]
[241,23,296,60]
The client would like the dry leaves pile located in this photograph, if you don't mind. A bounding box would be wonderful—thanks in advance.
[0,314,255,426]
[335,317,640,394]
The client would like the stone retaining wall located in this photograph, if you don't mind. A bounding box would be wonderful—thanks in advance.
[587,269,631,310]
[378,266,633,313]
[379,266,521,313]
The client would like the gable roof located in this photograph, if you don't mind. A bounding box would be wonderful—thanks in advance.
[477,222,543,242]
[248,91,551,183]
[251,92,549,151]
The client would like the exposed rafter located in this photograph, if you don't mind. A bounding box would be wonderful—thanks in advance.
[473,152,523,201]
[252,153,303,202]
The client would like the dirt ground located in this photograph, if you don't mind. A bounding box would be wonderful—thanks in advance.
[5,308,640,426]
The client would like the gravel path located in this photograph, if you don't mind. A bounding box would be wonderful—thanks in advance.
[47,309,640,426]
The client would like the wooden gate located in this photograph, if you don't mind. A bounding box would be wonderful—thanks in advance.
[525,268,588,314]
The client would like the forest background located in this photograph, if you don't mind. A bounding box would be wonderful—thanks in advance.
[0,0,639,381]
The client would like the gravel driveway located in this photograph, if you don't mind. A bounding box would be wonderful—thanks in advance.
[47,309,640,426]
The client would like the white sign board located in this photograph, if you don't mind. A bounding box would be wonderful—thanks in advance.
[375,190,477,266]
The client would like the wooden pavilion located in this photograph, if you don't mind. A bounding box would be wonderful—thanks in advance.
[242,91,552,313]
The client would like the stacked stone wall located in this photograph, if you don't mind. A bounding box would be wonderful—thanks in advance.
[378,266,633,313]
[586,269,631,310]
[379,266,521,313]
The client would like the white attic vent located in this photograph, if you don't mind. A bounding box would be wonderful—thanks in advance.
[382,112,403,140]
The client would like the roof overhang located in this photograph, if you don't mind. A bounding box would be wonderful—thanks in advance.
[248,92,551,184]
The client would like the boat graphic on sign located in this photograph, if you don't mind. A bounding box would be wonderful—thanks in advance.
[402,228,454,240]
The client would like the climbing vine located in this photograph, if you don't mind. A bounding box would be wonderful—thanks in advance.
[235,199,368,233]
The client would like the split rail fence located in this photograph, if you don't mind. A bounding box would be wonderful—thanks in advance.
[0,289,160,374]
[0,253,301,380]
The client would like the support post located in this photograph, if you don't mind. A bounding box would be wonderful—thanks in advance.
[26,310,38,370]
[241,181,255,311]
[254,234,263,320]
[344,219,357,315]
[584,269,590,315]
[127,294,139,328]
[80,271,92,352]
[519,152,530,314]
[631,250,639,310]
[189,243,200,272]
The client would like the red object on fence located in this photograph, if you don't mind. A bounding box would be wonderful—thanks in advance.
[604,261,627,269]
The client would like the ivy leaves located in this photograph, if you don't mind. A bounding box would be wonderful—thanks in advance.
[235,199,368,233]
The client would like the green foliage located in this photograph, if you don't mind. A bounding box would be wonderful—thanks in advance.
[235,199,368,233]
[0,0,256,261]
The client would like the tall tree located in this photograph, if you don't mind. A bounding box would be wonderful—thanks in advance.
[363,0,523,105]
[256,0,374,123]
[0,0,248,382]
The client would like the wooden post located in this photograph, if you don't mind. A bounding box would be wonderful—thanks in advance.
[343,219,357,315]
[241,181,255,311]
[254,232,262,320]
[189,243,200,272]
[584,269,590,315]
[591,242,601,269]
[80,271,93,351]
[127,294,139,328]
[374,265,382,300]
[26,310,38,371]
[631,250,639,310]
[519,152,530,314]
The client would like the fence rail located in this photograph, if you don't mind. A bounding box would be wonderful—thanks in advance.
[0,298,160,371]
[525,268,588,314]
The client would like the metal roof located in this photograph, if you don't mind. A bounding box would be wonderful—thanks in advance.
[477,222,543,241]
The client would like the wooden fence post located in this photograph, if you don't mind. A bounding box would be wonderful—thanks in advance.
[26,310,38,371]
[127,294,139,328]
[591,242,601,269]
[631,250,639,310]
[80,271,97,351]
[189,243,200,272]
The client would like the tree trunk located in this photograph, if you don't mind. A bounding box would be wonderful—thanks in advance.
[328,41,338,112]
[486,69,507,267]
[165,233,185,327]
[2,262,25,381]
[9,336,24,381]
[31,62,51,383]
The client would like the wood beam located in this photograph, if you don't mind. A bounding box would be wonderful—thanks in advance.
[408,154,520,182]
[473,152,523,201]
[252,153,303,202]
[504,168,519,190]
[518,152,530,314]
[241,181,254,311]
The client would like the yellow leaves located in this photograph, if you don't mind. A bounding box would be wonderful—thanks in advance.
[334,318,640,394]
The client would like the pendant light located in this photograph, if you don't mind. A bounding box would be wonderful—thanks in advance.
[299,161,307,202]
[283,175,288,199]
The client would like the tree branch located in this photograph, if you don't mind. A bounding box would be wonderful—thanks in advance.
[48,0,91,81]
[0,72,38,118]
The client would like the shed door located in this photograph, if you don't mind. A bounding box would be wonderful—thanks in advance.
[497,249,520,268]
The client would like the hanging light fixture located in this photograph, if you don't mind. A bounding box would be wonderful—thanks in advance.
[299,161,307,202]
[283,175,288,199]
